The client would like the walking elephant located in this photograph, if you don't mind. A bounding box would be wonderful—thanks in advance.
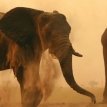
[101,28,107,103]
[0,7,96,107]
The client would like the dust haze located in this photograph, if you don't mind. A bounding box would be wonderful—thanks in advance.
[40,50,61,101]
[0,0,107,106]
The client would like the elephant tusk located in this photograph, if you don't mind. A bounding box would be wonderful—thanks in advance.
[72,52,83,57]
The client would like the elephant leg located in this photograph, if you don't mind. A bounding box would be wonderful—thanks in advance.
[102,47,107,103]
[15,63,43,107]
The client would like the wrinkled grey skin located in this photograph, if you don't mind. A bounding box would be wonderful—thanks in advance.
[101,28,107,103]
[0,7,96,107]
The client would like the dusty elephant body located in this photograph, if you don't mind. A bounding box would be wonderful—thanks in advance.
[0,7,96,107]
[101,28,107,103]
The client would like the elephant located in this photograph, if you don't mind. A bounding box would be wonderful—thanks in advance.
[0,7,96,107]
[101,28,107,103]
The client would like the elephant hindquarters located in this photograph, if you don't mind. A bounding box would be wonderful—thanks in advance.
[101,28,107,46]
[15,62,43,107]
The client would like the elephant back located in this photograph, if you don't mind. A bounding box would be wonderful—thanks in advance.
[101,28,107,46]
[0,7,44,46]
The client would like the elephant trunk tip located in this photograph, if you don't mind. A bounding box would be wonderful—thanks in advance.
[71,83,96,104]
[91,95,96,104]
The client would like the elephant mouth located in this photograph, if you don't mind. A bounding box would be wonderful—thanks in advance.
[50,52,57,59]
[49,49,68,61]
[48,49,57,59]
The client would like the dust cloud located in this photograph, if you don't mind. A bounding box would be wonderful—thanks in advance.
[40,49,61,101]
[1,1,107,106]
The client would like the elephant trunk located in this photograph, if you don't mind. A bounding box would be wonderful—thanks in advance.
[58,46,96,103]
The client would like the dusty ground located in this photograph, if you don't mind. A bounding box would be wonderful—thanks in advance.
[39,103,107,107]
[0,74,106,107]
[2,103,107,107]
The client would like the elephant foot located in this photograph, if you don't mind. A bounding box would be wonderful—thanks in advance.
[101,98,107,104]
[21,88,43,107]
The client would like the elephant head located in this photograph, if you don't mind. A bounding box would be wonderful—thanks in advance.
[36,10,82,59]
[0,7,96,107]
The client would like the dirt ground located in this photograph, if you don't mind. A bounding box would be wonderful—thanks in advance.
[2,103,106,107]
[39,103,107,107]
[0,87,107,107]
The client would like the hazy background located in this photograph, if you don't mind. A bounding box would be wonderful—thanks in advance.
[0,0,107,88]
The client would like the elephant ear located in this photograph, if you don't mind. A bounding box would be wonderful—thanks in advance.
[0,7,44,46]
